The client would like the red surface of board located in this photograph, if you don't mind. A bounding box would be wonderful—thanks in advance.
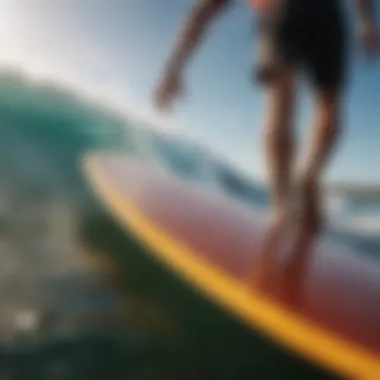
[84,153,380,378]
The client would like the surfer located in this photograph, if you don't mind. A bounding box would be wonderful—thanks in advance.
[153,0,379,284]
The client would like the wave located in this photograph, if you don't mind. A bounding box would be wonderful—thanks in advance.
[331,214,380,237]
[0,66,378,255]
[326,193,380,240]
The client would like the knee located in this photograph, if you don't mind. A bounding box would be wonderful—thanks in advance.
[297,175,323,230]
[316,90,342,129]
[304,208,323,233]
[264,123,289,140]
[265,73,295,125]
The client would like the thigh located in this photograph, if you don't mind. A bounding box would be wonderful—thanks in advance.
[304,8,348,91]
[253,1,304,85]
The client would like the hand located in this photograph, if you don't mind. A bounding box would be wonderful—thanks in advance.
[358,20,380,58]
[153,69,184,113]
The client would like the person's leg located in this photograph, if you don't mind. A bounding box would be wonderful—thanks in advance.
[282,87,343,303]
[285,88,342,272]
[283,6,347,289]
[251,2,301,286]
[254,66,297,285]
[265,68,296,215]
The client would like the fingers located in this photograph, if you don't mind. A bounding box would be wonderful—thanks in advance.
[153,86,173,113]
[153,75,183,113]
[154,89,170,112]
[365,35,379,55]
[361,30,380,58]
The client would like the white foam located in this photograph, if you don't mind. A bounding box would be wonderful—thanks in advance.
[331,215,380,237]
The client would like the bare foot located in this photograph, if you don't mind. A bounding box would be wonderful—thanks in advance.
[282,175,322,303]
[282,250,308,306]
[251,204,294,289]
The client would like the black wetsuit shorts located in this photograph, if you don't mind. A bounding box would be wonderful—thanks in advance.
[254,0,348,90]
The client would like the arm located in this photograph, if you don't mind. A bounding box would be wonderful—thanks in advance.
[355,0,376,25]
[154,0,231,110]
[354,0,379,57]
[163,0,231,75]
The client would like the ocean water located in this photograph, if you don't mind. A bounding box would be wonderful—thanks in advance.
[0,68,378,380]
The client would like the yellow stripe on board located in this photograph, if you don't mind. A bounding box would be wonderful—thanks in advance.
[83,155,380,380]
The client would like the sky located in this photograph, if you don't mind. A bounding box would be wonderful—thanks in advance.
[0,0,379,184]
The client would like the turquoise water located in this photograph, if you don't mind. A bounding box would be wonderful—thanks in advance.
[0,69,377,379]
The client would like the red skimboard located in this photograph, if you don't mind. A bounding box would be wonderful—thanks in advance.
[83,153,380,379]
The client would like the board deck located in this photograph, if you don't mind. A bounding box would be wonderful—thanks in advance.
[83,153,380,379]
